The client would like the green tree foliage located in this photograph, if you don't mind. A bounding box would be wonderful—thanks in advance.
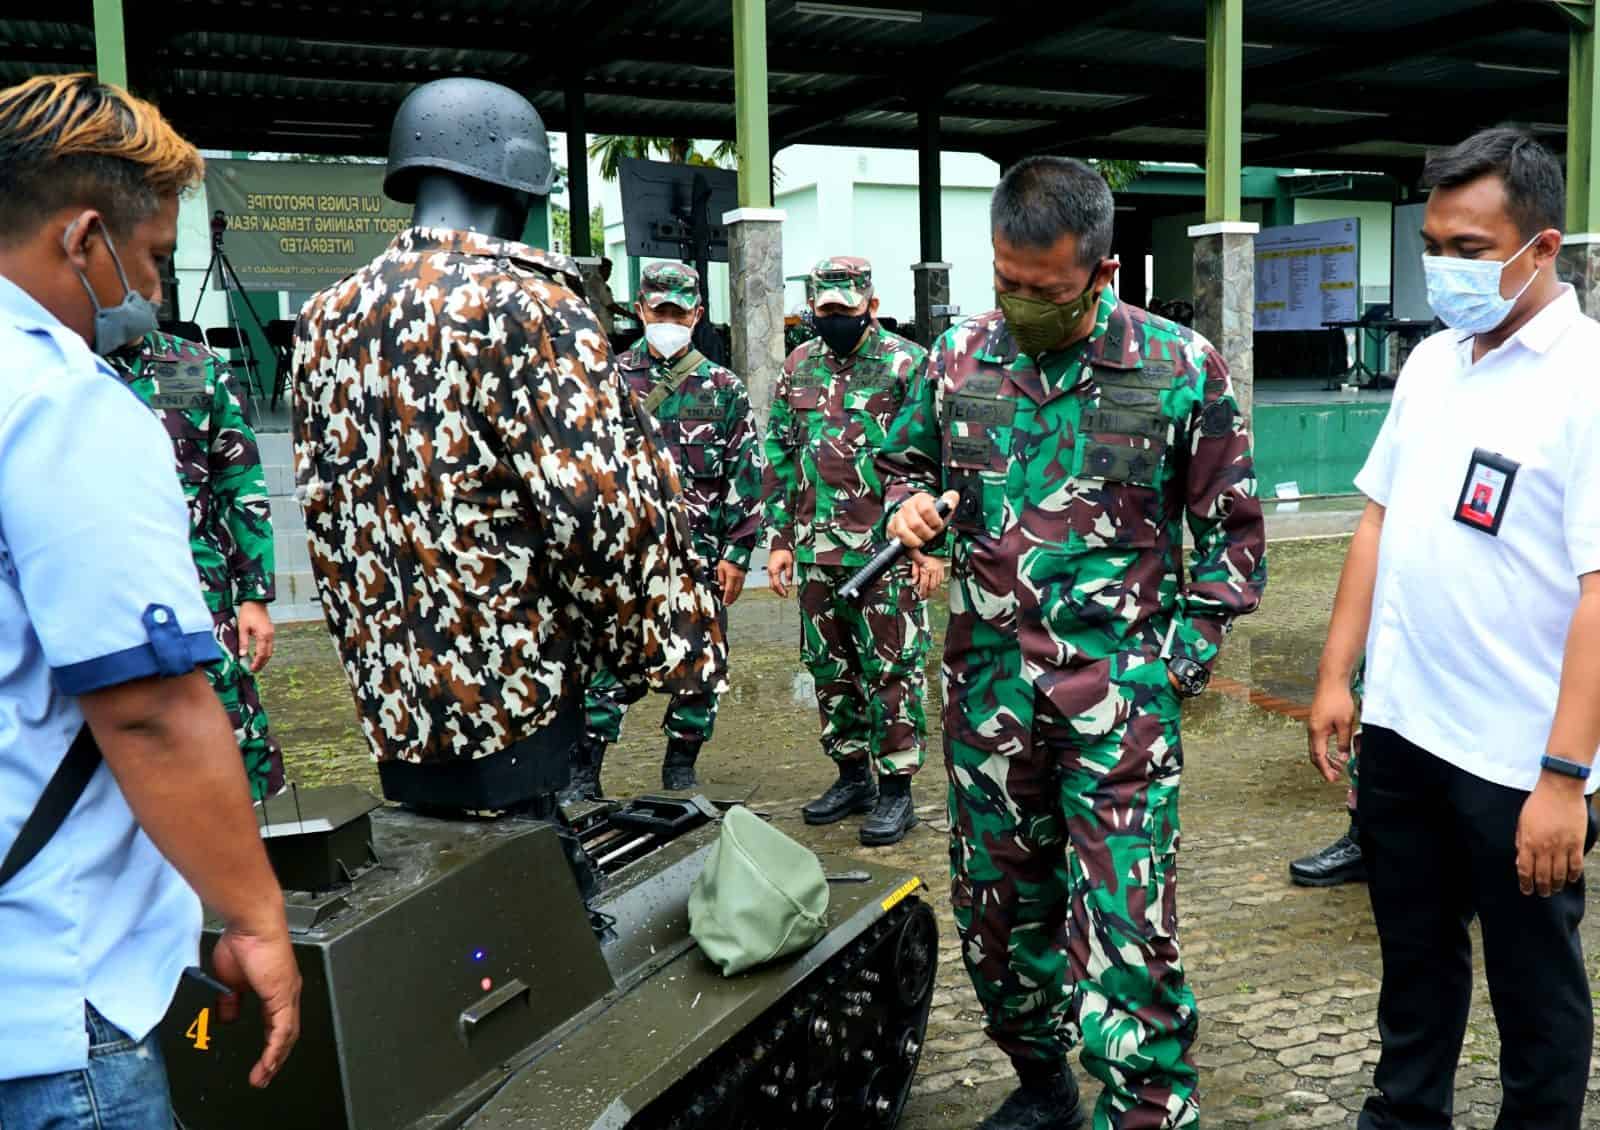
[551,201,607,257]
[1091,159,1145,193]
[589,136,739,180]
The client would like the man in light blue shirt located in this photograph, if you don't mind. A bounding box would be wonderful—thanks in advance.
[0,73,300,1128]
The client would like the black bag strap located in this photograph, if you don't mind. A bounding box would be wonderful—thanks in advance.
[0,725,102,888]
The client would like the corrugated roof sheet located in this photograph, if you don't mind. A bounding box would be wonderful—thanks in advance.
[0,0,1574,172]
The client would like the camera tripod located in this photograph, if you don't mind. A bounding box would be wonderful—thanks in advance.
[190,210,273,410]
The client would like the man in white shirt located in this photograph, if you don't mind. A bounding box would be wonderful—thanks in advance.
[1308,128,1600,1129]
[0,74,299,1128]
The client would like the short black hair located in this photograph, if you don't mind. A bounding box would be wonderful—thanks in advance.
[990,156,1114,267]
[0,73,202,246]
[1422,128,1565,239]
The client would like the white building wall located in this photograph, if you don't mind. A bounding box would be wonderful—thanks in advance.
[594,143,1001,331]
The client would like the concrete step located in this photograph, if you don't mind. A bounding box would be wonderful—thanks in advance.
[274,569,322,608]
[274,531,312,573]
[273,601,324,625]
[255,431,293,466]
[268,496,305,535]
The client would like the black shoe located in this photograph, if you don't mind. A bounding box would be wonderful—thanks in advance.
[860,774,918,846]
[662,737,702,791]
[558,734,607,805]
[1289,819,1364,887]
[802,759,878,825]
[978,1070,1085,1130]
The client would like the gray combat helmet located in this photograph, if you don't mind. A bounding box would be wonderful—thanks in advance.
[384,78,554,203]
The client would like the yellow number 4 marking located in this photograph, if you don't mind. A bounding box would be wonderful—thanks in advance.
[186,1007,211,1051]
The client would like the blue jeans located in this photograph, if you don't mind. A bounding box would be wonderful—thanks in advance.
[0,1004,173,1130]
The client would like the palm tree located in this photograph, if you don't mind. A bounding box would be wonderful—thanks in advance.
[589,136,737,181]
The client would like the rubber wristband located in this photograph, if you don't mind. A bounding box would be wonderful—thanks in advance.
[1540,755,1592,780]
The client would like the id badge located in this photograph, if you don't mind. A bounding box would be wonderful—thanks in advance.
[1453,448,1518,536]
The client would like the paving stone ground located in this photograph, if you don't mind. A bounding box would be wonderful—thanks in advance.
[261,536,1600,1128]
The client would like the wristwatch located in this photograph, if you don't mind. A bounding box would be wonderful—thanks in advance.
[1540,754,1592,781]
[1167,657,1209,698]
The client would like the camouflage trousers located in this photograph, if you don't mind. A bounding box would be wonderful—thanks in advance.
[210,608,285,801]
[948,679,1197,1128]
[797,561,930,777]
[583,667,718,745]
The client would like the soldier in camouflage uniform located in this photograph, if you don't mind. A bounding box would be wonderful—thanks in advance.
[1289,659,1366,885]
[292,78,725,814]
[762,256,942,847]
[883,157,1267,1129]
[574,261,762,795]
[111,330,284,800]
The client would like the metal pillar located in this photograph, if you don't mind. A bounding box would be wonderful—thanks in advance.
[92,0,128,88]
[1561,7,1600,314]
[1192,0,1255,426]
[913,103,952,345]
[1203,0,1243,223]
[565,86,593,260]
[732,0,772,209]
[917,104,942,263]
[728,0,783,417]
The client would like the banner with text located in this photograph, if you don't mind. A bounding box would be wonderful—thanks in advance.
[204,159,411,292]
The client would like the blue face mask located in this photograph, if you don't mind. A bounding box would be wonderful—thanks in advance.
[1422,232,1542,335]
[63,216,160,355]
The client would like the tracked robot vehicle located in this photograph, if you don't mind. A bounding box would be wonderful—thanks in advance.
[158,783,937,1130]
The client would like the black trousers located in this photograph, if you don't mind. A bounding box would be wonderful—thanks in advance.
[1356,725,1594,1130]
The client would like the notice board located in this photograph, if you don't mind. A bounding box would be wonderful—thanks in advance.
[1253,218,1360,331]
[204,159,413,292]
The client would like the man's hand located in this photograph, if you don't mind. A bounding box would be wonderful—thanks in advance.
[237,601,275,673]
[717,560,747,606]
[909,549,946,600]
[1306,679,1358,784]
[212,924,302,1088]
[887,490,961,549]
[1516,774,1589,896]
[767,549,795,599]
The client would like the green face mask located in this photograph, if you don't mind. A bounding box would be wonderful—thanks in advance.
[997,277,1102,357]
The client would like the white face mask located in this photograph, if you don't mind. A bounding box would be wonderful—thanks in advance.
[1422,232,1542,335]
[644,321,693,359]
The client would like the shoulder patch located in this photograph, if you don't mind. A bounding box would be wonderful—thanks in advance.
[1201,399,1237,437]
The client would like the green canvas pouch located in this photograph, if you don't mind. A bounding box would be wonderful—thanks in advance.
[688,805,829,976]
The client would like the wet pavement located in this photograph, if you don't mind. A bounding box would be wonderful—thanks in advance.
[258,535,1600,1128]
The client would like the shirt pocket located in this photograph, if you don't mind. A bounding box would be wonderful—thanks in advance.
[843,381,898,435]
[944,392,1015,540]
[782,385,826,448]
[677,440,725,483]
[1070,428,1165,549]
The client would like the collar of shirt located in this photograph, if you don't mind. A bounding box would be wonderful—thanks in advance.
[393,226,586,290]
[1455,284,1581,366]
[975,287,1134,402]
[0,272,118,381]
[0,272,66,331]
[822,320,886,373]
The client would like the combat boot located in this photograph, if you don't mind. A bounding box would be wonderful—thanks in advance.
[1289,814,1364,887]
[860,774,917,846]
[802,759,877,825]
[559,734,607,805]
[661,737,702,791]
[977,1068,1085,1130]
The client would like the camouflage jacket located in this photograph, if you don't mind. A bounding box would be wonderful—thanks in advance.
[878,290,1267,757]
[762,322,927,567]
[615,346,764,571]
[292,227,727,766]
[110,331,274,614]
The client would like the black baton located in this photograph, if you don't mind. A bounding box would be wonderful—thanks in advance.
[839,496,954,603]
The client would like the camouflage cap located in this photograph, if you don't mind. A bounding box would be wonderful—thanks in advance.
[809,256,872,308]
[639,261,701,309]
